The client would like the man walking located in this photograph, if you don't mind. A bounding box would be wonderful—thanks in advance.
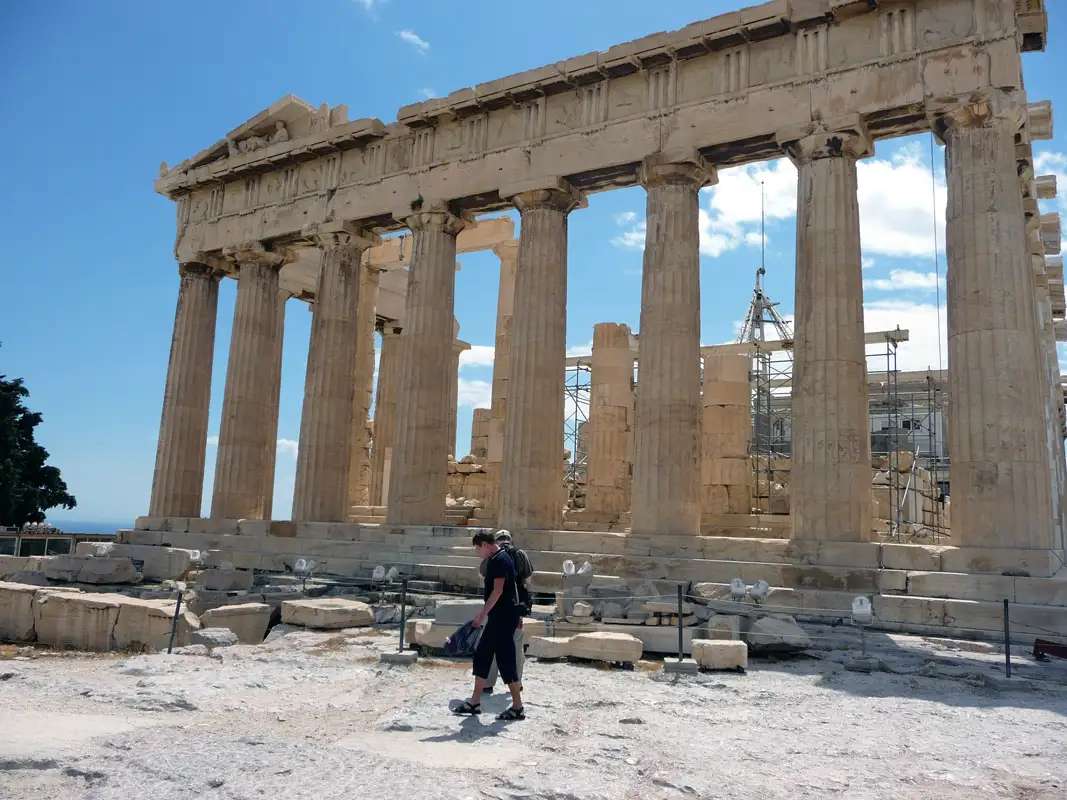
[483,531,533,694]
[452,531,525,720]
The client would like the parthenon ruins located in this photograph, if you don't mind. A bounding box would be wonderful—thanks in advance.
[135,0,1067,639]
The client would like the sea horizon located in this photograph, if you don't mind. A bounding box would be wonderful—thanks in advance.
[40,519,131,535]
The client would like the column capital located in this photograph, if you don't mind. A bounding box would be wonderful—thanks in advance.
[302,220,381,250]
[222,241,291,271]
[379,322,403,338]
[391,201,468,237]
[178,261,224,281]
[500,177,584,214]
[492,238,521,263]
[638,151,717,189]
[926,91,1027,142]
[778,117,873,165]
[452,338,472,355]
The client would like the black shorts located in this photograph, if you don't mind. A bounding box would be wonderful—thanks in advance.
[472,614,520,684]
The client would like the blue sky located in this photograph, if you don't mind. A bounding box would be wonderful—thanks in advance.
[1,1,1065,525]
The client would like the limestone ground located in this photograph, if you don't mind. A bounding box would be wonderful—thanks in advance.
[1,627,1066,800]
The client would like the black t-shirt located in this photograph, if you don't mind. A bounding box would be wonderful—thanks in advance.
[483,548,519,620]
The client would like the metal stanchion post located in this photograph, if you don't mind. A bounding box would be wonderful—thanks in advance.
[167,590,184,654]
[677,584,684,662]
[1003,598,1011,679]
[398,578,409,653]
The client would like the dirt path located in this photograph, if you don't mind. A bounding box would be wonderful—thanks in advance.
[2,628,1066,799]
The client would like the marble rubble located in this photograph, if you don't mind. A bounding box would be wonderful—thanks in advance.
[113,0,1067,643]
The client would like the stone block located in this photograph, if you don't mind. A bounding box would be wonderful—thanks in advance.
[702,457,751,487]
[33,591,123,651]
[940,547,1060,578]
[76,542,196,581]
[192,628,239,648]
[281,598,374,629]
[704,614,741,640]
[1014,576,1067,606]
[641,600,695,614]
[188,518,239,535]
[906,572,1016,602]
[135,516,190,533]
[43,555,141,585]
[116,530,164,547]
[434,599,483,625]
[0,581,39,642]
[872,594,949,626]
[776,540,881,569]
[270,521,298,538]
[693,639,748,670]
[237,520,271,536]
[599,623,698,655]
[877,570,908,593]
[201,603,271,644]
[744,615,812,653]
[880,543,945,572]
[113,597,199,651]
[567,631,642,662]
[196,569,255,592]
[527,635,572,659]
[413,621,456,648]
[0,556,38,580]
[945,600,1067,637]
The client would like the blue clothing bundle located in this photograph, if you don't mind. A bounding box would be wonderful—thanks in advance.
[443,619,484,657]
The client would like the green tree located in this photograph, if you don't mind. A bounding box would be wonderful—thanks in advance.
[0,371,77,527]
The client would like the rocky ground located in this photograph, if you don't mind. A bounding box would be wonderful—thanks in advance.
[2,625,1067,800]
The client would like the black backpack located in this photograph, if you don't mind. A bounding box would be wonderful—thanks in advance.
[501,543,534,615]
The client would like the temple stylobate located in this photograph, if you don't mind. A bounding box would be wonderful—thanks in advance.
[140,1,1067,640]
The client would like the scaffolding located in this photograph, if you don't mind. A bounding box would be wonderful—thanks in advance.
[563,357,592,486]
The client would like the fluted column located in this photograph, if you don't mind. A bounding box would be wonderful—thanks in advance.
[585,322,635,520]
[260,289,288,521]
[386,209,465,525]
[148,262,221,518]
[499,181,582,531]
[933,95,1055,550]
[485,240,519,516]
[211,243,287,520]
[447,339,471,458]
[631,155,713,537]
[293,224,379,522]
[347,264,382,510]
[780,126,872,542]
[370,324,402,507]
[1035,286,1065,550]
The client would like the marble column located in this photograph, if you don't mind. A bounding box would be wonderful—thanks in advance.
[933,96,1055,550]
[1036,286,1066,550]
[485,240,519,516]
[211,243,287,520]
[447,339,471,458]
[780,126,872,542]
[499,181,582,531]
[148,262,221,518]
[347,264,382,510]
[260,289,288,521]
[585,322,634,520]
[369,323,402,507]
[631,155,713,537]
[386,209,465,525]
[292,224,378,522]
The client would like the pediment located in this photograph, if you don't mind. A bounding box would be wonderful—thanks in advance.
[159,94,350,176]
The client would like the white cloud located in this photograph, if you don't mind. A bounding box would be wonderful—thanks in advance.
[458,378,491,408]
[862,257,876,270]
[857,142,946,258]
[354,0,373,8]
[864,269,944,292]
[566,341,593,358]
[1035,151,1067,213]
[460,345,495,368]
[397,30,429,53]
[863,299,947,373]
[610,139,948,262]
[417,88,437,100]
[206,435,218,446]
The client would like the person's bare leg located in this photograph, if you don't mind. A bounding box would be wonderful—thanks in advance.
[507,680,522,710]
[471,676,487,706]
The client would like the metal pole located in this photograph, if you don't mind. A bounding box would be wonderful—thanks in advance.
[1003,598,1012,678]
[398,578,409,653]
[677,584,684,661]
[167,590,184,654]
